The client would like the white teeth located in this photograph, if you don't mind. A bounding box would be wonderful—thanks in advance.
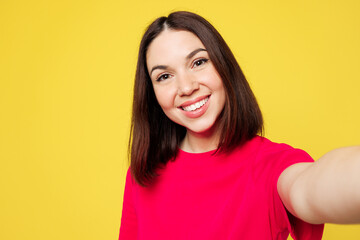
[182,97,209,112]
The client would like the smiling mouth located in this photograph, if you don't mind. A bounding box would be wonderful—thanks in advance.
[181,96,209,112]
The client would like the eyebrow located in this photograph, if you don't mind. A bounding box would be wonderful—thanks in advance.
[186,48,207,60]
[149,48,207,76]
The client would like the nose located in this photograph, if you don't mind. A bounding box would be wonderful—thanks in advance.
[177,73,199,96]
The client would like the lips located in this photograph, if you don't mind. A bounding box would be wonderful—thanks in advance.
[181,97,209,111]
[178,95,211,118]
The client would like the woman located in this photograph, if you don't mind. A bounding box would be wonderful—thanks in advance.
[119,11,360,239]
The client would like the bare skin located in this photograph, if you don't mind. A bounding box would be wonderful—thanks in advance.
[278,146,360,224]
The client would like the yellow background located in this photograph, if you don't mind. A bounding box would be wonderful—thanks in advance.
[0,0,359,239]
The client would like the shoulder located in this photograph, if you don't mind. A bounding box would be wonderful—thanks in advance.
[251,136,313,165]
[257,136,304,153]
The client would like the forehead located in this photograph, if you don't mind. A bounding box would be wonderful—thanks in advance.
[146,29,205,67]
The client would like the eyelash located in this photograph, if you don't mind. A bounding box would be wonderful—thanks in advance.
[192,58,208,68]
[155,58,209,82]
[156,73,171,82]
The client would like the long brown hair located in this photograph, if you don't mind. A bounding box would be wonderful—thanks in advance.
[130,11,263,186]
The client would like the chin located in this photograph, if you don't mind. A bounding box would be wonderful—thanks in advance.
[187,122,219,135]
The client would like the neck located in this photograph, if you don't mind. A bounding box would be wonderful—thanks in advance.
[180,126,221,153]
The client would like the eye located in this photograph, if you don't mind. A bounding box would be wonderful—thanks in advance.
[156,73,172,82]
[192,58,208,68]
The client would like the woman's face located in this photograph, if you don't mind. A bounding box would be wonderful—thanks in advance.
[146,29,226,135]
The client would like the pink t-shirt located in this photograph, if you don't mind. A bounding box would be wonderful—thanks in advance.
[119,136,324,239]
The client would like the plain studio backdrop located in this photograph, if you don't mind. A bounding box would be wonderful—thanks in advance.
[0,0,359,239]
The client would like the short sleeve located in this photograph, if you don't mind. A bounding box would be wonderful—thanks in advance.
[269,148,324,240]
[119,168,138,240]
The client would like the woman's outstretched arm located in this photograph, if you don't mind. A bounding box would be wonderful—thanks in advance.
[278,146,360,224]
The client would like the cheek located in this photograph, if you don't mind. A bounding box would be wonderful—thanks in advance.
[212,78,226,109]
[199,66,224,90]
[219,88,226,109]
[153,87,174,111]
